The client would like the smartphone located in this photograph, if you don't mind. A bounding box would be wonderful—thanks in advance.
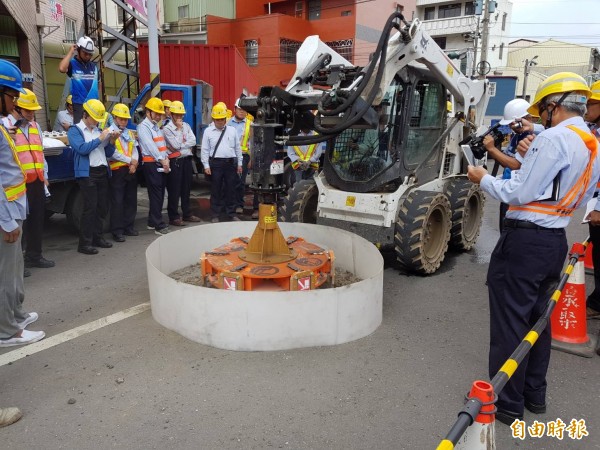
[13,118,27,128]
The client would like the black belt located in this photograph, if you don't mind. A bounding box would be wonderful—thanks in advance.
[503,219,563,231]
[210,157,236,163]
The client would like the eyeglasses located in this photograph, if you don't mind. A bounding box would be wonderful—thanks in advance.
[2,91,19,102]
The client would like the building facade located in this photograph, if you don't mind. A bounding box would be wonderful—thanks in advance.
[416,0,513,77]
[206,0,416,87]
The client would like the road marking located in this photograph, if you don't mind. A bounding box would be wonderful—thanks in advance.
[0,302,150,367]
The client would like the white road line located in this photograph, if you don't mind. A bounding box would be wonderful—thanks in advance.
[0,302,150,367]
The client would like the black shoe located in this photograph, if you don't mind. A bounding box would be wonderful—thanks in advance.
[495,408,523,426]
[78,246,99,255]
[93,238,113,248]
[124,229,139,236]
[24,256,55,268]
[24,268,32,278]
[112,234,126,243]
[524,400,546,414]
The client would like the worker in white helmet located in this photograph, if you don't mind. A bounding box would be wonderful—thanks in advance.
[58,36,100,123]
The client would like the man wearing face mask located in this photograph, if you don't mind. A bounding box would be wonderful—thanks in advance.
[138,97,170,235]
[467,73,600,425]
[2,88,54,270]
[582,80,600,318]
[107,104,139,242]
[68,99,118,255]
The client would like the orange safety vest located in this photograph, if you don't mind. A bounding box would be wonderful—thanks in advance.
[509,125,598,217]
[240,119,252,153]
[142,135,168,163]
[110,131,135,171]
[12,123,44,183]
[0,125,27,201]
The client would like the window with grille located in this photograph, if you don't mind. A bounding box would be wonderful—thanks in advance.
[245,39,258,66]
[433,37,446,49]
[178,5,189,19]
[116,6,124,25]
[308,0,321,20]
[295,1,303,18]
[438,3,461,19]
[465,1,475,15]
[65,17,76,43]
[424,7,435,20]
[325,39,353,62]
[280,38,302,64]
[341,10,351,16]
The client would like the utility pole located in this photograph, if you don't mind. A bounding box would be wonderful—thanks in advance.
[478,0,492,79]
[522,56,538,100]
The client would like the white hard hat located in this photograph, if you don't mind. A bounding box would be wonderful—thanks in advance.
[77,36,95,54]
[234,98,241,108]
[499,99,531,125]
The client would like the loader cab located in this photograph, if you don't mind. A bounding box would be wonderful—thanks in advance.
[323,68,448,193]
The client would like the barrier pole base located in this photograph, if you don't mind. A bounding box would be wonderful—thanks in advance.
[455,422,496,450]
[551,333,597,358]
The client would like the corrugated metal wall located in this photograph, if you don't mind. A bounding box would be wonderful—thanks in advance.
[164,0,204,23]
[139,43,259,108]
[205,0,235,19]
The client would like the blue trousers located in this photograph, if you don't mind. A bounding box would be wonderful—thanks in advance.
[209,158,237,218]
[143,163,167,230]
[487,226,566,415]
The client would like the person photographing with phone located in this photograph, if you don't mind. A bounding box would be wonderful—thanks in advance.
[68,99,117,254]
[1,88,54,271]
[467,73,600,425]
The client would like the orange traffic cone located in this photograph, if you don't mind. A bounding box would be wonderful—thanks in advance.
[584,242,594,274]
[454,381,495,450]
[551,259,598,358]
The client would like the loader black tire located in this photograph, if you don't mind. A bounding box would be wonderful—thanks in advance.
[280,179,319,223]
[445,178,485,251]
[394,190,452,275]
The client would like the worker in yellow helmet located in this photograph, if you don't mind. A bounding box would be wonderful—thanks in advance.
[1,88,54,271]
[468,72,600,425]
[163,100,202,225]
[201,102,243,222]
[162,99,172,127]
[138,97,170,235]
[107,103,139,242]
[583,80,600,318]
[68,98,120,255]
[53,94,74,131]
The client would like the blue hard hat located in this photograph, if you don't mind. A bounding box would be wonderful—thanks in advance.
[0,59,26,93]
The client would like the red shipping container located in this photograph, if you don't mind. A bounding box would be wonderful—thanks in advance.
[139,44,260,110]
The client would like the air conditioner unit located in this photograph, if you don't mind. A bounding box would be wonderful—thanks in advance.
[162,22,171,32]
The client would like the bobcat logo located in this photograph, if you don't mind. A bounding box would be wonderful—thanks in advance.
[420,36,429,51]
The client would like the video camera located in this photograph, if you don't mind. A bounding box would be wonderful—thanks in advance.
[459,122,505,160]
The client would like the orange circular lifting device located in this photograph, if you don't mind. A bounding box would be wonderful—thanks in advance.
[201,204,334,291]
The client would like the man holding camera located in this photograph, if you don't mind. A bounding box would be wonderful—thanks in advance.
[467,73,600,425]
[483,99,543,230]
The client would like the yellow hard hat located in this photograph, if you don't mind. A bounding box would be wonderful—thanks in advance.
[589,80,600,102]
[16,88,42,111]
[145,97,165,114]
[528,72,591,116]
[212,102,228,119]
[162,99,172,108]
[112,103,131,119]
[66,94,73,105]
[169,100,185,115]
[226,109,232,120]
[83,99,106,122]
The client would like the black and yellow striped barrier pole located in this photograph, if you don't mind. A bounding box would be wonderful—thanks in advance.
[436,239,589,450]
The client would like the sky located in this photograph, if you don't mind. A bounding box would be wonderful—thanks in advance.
[509,0,600,48]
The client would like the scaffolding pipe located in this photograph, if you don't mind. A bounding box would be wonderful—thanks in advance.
[147,0,160,98]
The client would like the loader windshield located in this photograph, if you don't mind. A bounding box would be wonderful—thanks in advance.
[327,81,401,182]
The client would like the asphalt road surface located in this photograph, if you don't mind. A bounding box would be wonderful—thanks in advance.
[1,185,599,450]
